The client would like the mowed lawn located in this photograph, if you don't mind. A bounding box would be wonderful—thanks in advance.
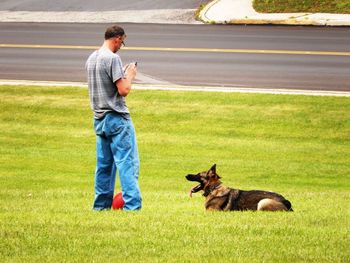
[253,0,350,13]
[0,85,349,262]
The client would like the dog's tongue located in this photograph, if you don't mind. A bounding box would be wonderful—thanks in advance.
[189,184,201,198]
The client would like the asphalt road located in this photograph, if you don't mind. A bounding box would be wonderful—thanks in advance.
[0,0,208,11]
[1,22,350,91]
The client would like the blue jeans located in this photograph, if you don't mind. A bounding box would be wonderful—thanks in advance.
[93,112,142,211]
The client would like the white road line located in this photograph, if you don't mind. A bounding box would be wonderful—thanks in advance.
[0,79,349,97]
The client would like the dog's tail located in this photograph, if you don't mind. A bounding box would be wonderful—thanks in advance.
[282,200,293,211]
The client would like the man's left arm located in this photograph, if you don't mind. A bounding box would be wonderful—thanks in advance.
[116,63,137,97]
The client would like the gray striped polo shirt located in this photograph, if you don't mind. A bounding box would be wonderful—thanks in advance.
[85,47,130,119]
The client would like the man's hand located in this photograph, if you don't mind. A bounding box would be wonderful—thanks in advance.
[125,63,137,81]
[117,63,137,97]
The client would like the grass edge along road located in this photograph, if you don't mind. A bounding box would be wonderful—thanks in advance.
[253,0,350,14]
[0,85,349,262]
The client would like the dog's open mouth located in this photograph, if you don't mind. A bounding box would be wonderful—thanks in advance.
[186,174,204,197]
[189,184,203,197]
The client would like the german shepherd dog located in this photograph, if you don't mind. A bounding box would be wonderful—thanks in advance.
[186,164,293,212]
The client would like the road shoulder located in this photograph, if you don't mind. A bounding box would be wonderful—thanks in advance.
[0,9,200,24]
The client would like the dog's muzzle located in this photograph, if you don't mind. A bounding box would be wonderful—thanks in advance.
[186,174,204,197]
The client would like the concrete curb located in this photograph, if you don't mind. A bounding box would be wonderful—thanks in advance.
[1,79,349,97]
[200,0,350,26]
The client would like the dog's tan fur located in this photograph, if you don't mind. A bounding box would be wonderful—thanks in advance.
[257,198,288,211]
[186,164,293,212]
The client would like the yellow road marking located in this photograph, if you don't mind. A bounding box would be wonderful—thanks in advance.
[1,43,350,56]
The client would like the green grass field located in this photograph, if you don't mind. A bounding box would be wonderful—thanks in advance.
[253,0,350,14]
[1,85,349,262]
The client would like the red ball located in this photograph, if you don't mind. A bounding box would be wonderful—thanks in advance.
[112,192,125,210]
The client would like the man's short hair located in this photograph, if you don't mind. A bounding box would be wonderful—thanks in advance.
[105,25,125,40]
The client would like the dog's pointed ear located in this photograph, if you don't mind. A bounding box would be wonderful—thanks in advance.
[210,164,216,174]
[209,164,221,179]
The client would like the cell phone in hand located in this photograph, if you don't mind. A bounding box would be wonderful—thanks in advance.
[124,62,137,73]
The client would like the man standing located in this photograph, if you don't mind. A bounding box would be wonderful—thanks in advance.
[85,25,141,211]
